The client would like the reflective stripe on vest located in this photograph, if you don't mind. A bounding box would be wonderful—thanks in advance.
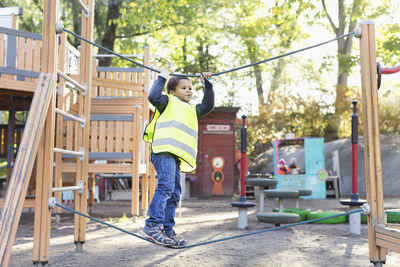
[143,94,198,172]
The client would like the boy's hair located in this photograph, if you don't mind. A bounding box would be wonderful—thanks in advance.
[167,76,190,93]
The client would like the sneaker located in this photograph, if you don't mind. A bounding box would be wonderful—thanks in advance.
[140,226,174,247]
[164,229,187,248]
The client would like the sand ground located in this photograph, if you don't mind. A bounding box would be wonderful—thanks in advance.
[8,196,400,267]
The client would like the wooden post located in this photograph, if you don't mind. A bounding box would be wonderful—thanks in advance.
[131,107,141,218]
[0,74,53,266]
[359,21,386,265]
[141,47,151,215]
[54,32,68,220]
[32,0,59,264]
[74,0,94,249]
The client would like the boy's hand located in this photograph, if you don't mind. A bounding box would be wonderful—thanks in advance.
[159,68,170,80]
[200,72,212,83]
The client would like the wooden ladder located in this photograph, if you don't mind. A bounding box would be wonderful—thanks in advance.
[0,0,94,265]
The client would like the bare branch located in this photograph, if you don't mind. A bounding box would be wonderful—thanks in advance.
[321,0,338,35]
[114,22,184,39]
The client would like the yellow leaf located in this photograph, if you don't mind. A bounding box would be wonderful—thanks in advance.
[273,7,279,16]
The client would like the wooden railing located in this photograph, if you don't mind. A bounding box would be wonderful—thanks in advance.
[0,26,42,92]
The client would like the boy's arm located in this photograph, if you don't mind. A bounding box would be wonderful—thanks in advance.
[196,78,215,119]
[148,76,169,113]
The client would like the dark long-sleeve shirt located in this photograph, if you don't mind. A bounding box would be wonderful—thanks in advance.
[148,76,214,119]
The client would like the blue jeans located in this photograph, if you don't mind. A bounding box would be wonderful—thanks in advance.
[146,152,181,233]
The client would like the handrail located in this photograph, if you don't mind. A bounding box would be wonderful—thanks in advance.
[381,65,400,74]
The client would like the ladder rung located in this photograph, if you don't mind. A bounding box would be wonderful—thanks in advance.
[52,181,84,194]
[57,70,86,95]
[55,108,85,128]
[54,147,84,162]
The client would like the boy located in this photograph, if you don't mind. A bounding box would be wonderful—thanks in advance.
[141,69,214,248]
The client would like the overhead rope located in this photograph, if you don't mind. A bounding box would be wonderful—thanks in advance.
[55,202,363,249]
[62,27,354,78]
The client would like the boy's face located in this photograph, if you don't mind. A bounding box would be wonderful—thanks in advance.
[171,79,192,103]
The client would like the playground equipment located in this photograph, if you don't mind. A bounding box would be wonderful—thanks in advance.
[231,115,255,229]
[246,173,313,225]
[0,1,154,265]
[257,189,300,226]
[356,21,400,266]
[273,137,326,199]
[0,4,398,265]
[340,100,366,235]
[246,175,277,214]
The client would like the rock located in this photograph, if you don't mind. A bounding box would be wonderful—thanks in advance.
[249,134,400,197]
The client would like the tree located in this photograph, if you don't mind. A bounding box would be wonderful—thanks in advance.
[320,0,368,134]
[96,0,123,66]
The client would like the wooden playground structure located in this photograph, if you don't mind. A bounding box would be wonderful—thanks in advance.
[0,1,399,266]
[0,0,156,265]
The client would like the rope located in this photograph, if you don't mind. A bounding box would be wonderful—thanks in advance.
[186,208,363,248]
[54,203,152,243]
[55,202,363,249]
[63,28,354,78]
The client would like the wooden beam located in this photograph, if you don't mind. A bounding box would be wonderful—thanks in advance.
[61,163,133,173]
[54,31,68,216]
[0,79,36,92]
[0,73,53,266]
[32,0,59,264]
[0,198,35,208]
[131,108,140,217]
[91,77,143,91]
[359,21,386,263]
[387,224,400,230]
[74,0,94,245]
[141,46,150,214]
[376,225,400,253]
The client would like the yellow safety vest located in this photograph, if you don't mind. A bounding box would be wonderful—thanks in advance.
[144,94,198,173]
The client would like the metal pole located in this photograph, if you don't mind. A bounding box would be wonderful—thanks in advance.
[53,147,84,162]
[52,181,83,195]
[57,70,87,95]
[351,100,359,201]
[74,0,90,18]
[55,108,85,128]
[240,115,247,201]
[52,186,80,192]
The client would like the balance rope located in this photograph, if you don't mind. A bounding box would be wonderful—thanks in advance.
[63,28,354,78]
[55,202,363,249]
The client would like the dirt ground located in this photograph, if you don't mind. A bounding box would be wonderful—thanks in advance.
[9,196,400,267]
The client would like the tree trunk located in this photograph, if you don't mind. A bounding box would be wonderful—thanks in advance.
[321,0,359,127]
[246,41,264,106]
[71,1,81,47]
[98,0,123,67]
